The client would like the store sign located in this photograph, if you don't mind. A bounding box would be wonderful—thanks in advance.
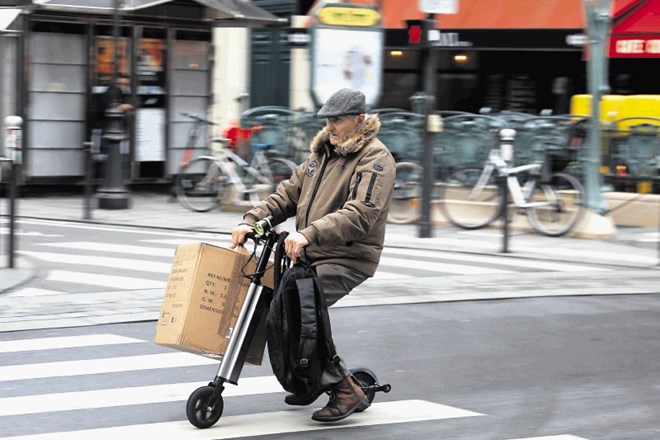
[316,6,381,27]
[288,29,311,47]
[428,30,472,47]
[419,0,458,14]
[566,34,588,47]
[610,36,660,58]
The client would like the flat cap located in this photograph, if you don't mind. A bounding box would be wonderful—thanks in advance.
[317,88,367,118]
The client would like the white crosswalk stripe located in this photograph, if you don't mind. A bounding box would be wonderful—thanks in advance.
[0,333,592,439]
[0,377,283,416]
[0,401,482,440]
[0,351,218,382]
[0,334,142,353]
[507,437,588,440]
[20,251,172,273]
[46,269,167,289]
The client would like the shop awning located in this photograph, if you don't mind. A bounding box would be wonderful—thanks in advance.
[379,0,584,29]
[196,0,287,27]
[0,8,21,31]
[609,0,660,57]
[30,0,170,12]
[31,0,286,26]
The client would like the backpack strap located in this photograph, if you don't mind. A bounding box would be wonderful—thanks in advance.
[272,231,290,293]
[312,274,339,365]
[295,267,339,366]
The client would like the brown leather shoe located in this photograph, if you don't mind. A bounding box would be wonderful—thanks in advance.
[311,376,370,422]
[284,389,323,406]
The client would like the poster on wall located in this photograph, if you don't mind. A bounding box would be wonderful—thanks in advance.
[137,38,166,106]
[95,37,130,86]
[311,27,384,108]
[137,38,165,85]
[135,108,165,162]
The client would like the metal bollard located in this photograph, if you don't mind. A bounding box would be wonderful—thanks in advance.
[499,128,516,253]
[4,116,23,269]
[83,141,95,220]
[0,156,13,268]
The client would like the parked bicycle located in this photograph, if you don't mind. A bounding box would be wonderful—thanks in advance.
[175,113,297,212]
[440,139,585,237]
[389,161,426,224]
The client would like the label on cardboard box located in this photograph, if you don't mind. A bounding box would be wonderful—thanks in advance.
[154,242,272,365]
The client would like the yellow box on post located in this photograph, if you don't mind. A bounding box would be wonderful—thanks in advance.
[570,94,627,121]
[154,242,273,365]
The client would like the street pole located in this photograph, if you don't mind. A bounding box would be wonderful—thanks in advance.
[499,128,516,254]
[583,0,611,215]
[97,0,130,210]
[4,115,22,269]
[418,15,438,238]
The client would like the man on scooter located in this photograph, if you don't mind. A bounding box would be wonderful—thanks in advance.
[231,88,395,422]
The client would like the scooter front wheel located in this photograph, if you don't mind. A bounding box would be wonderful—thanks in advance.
[186,385,224,429]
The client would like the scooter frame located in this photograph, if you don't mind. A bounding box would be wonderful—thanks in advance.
[185,221,390,429]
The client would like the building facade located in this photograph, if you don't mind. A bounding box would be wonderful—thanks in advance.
[2,0,657,185]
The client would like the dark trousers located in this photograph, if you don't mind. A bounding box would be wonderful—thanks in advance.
[315,263,369,388]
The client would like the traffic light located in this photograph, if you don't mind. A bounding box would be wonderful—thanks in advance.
[406,19,434,46]
[408,22,422,44]
[406,20,424,44]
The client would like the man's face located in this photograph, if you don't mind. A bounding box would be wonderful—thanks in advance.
[325,115,363,145]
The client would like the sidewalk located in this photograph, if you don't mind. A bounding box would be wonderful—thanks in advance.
[1,190,659,332]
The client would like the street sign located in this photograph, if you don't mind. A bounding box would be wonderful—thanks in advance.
[419,0,458,14]
[316,5,381,27]
[287,29,310,47]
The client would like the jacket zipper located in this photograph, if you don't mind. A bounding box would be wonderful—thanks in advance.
[304,147,331,228]
[351,172,362,199]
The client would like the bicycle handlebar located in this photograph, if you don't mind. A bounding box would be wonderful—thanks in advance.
[181,112,216,125]
[253,215,274,237]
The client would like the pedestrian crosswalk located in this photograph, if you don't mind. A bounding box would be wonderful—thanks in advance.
[12,221,608,296]
[0,332,591,440]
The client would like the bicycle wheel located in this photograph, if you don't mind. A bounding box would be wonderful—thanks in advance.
[266,157,297,190]
[388,162,423,224]
[527,172,585,237]
[440,167,503,229]
[175,156,227,212]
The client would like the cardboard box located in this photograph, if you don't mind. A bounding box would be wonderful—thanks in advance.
[154,242,273,365]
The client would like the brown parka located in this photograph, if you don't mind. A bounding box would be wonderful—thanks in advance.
[242,114,395,277]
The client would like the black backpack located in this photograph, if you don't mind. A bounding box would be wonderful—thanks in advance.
[266,233,338,396]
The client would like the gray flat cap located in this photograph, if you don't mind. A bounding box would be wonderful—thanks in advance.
[317,88,367,118]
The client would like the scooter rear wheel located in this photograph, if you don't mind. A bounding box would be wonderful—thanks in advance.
[351,368,378,412]
[186,385,224,429]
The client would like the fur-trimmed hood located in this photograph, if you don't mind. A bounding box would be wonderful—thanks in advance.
[309,114,381,156]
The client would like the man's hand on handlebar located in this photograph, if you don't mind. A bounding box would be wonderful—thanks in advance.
[284,232,309,263]
[230,224,254,249]
[231,219,308,263]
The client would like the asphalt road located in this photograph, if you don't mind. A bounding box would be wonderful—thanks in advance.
[1,294,659,440]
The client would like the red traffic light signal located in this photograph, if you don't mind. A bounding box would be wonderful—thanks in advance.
[406,19,433,45]
[408,24,422,44]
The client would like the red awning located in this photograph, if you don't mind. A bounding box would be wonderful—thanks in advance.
[609,0,660,57]
[380,0,584,29]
